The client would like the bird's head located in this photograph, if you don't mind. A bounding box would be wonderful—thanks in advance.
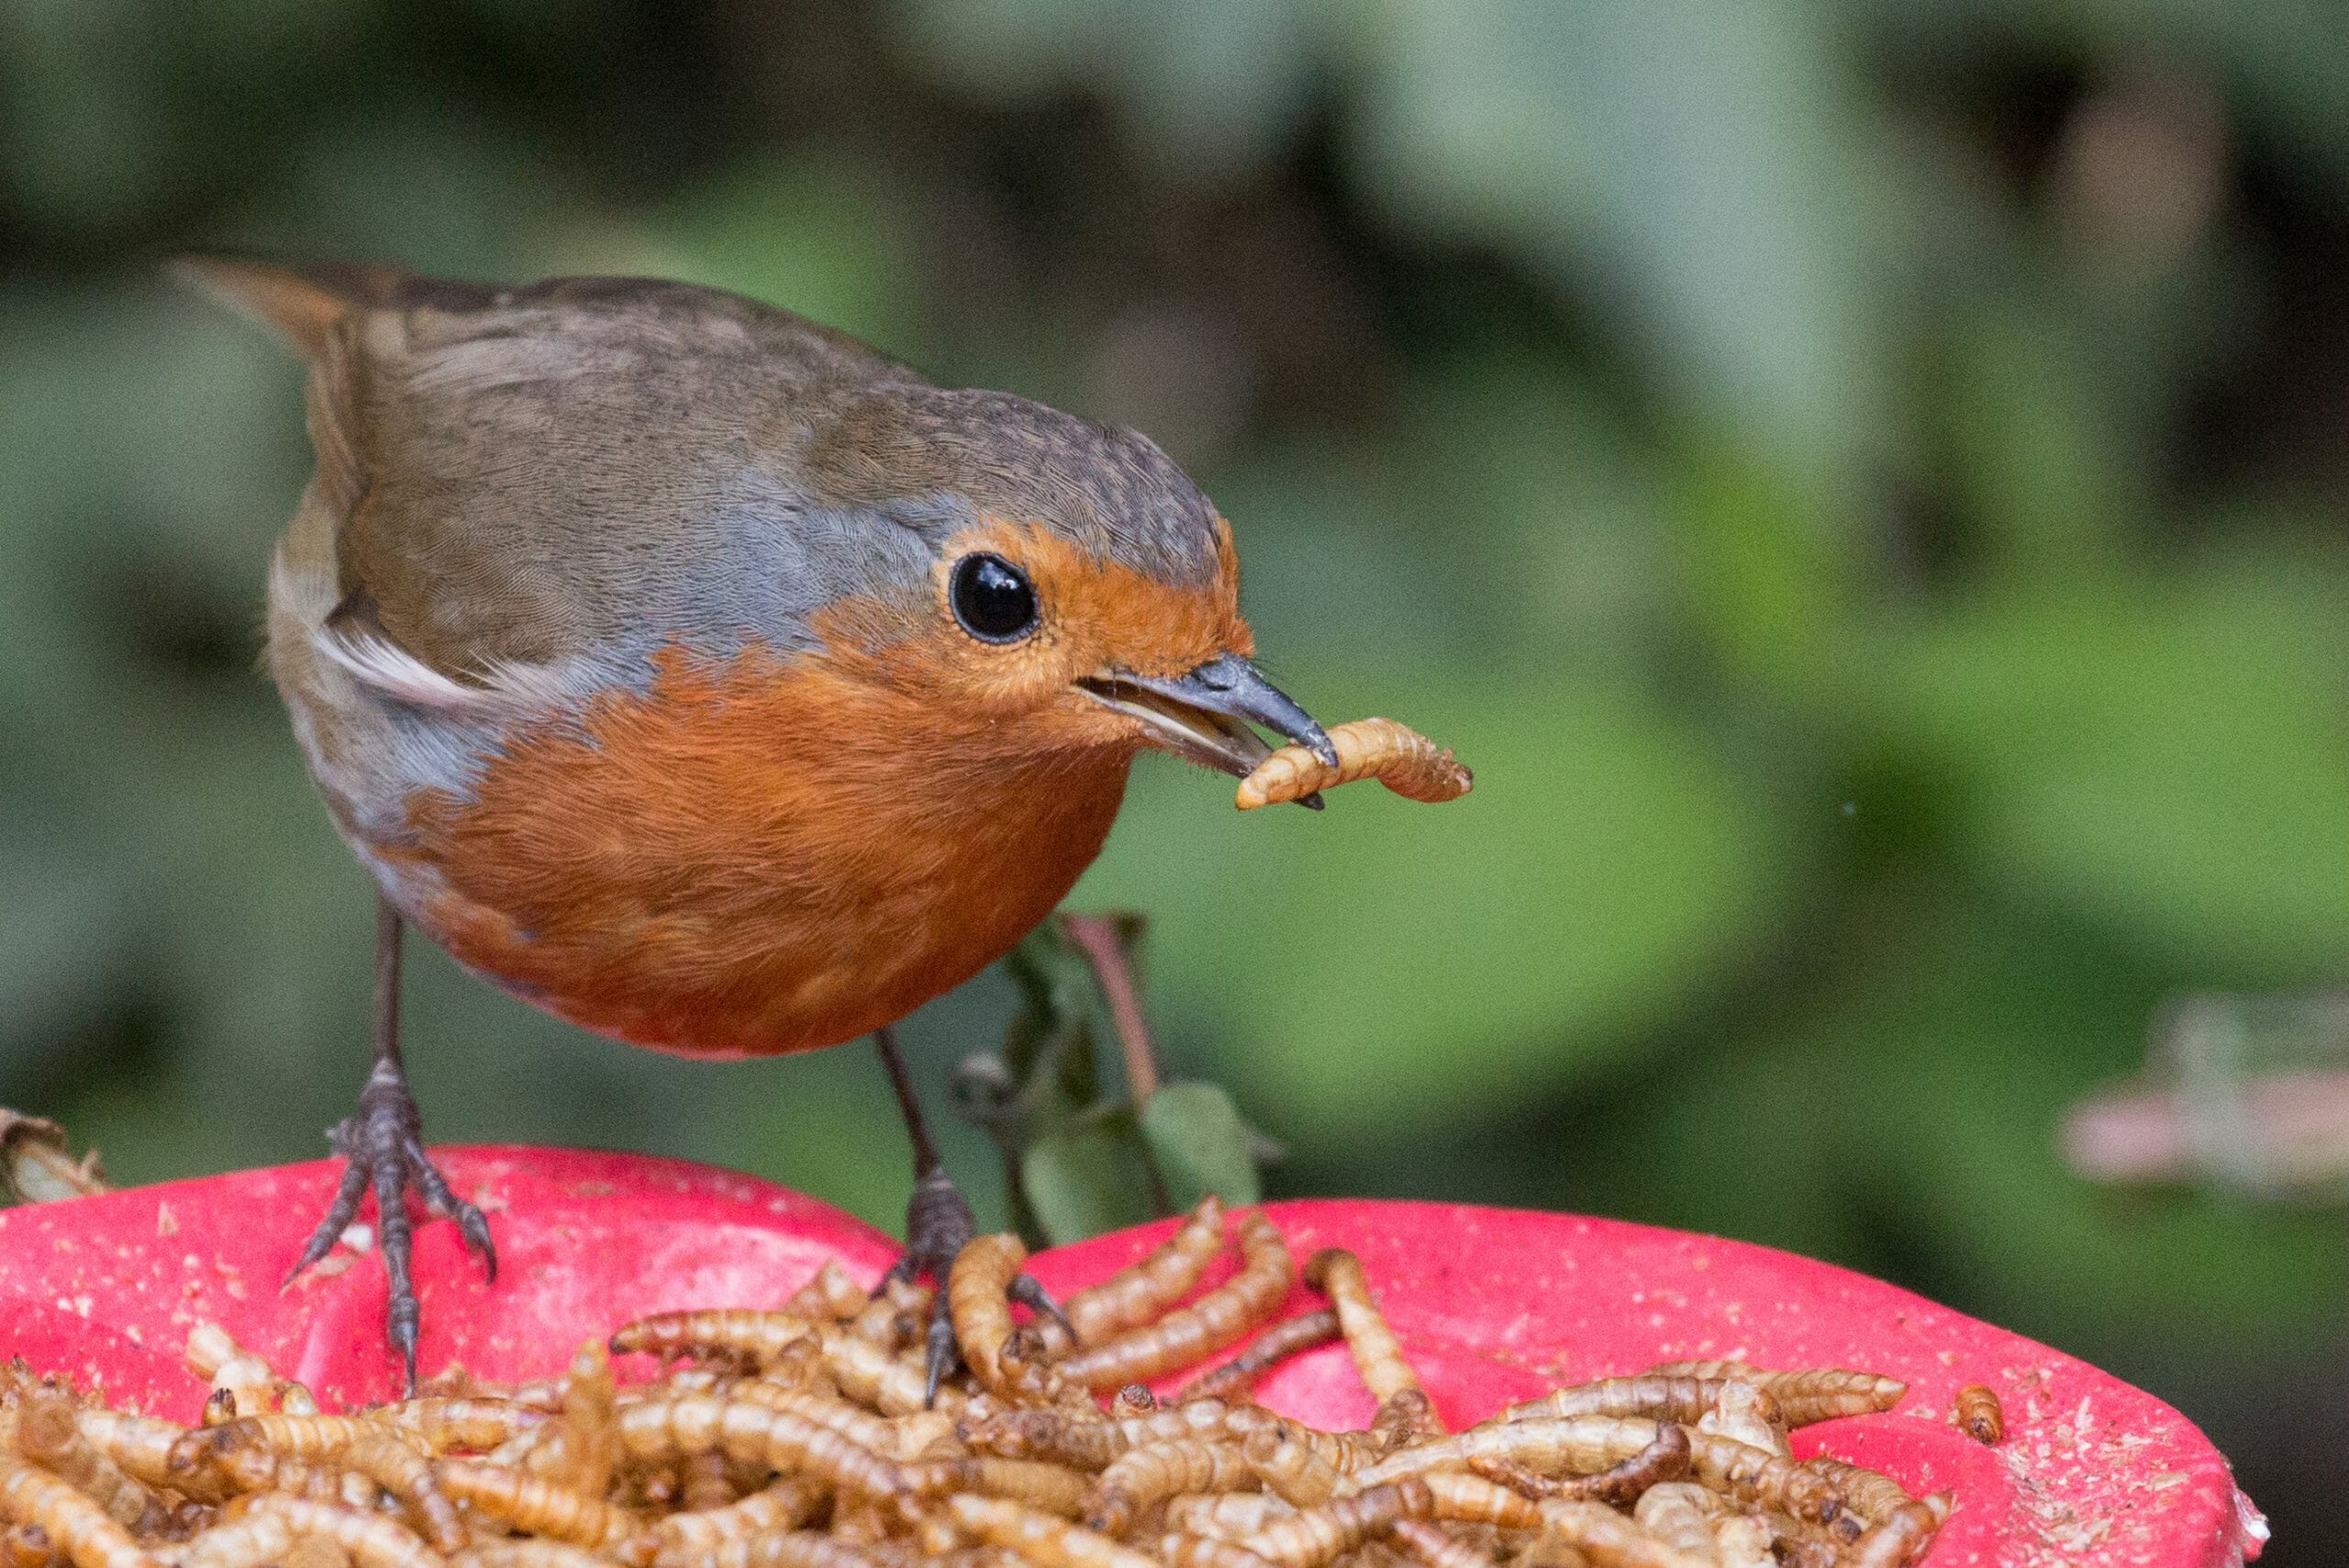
[794,385,1334,784]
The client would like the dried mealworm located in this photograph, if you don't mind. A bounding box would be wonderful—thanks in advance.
[1952,1385,2003,1445]
[1846,1496,1947,1568]
[555,1339,619,1496]
[945,1496,1160,1568]
[1348,1418,1662,1490]
[1301,1251,1430,1426]
[1682,1434,1835,1526]
[1240,1429,1341,1510]
[1092,1440,1255,1535]
[619,1478,824,1568]
[785,1262,872,1325]
[1237,1479,1432,1568]
[1535,1499,1711,1568]
[1411,1473,1539,1530]
[370,1401,547,1455]
[0,1453,161,1568]
[1628,1485,1718,1562]
[219,1496,442,1568]
[1234,719,1471,812]
[13,1392,165,1534]
[1060,1216,1294,1389]
[611,1312,819,1370]
[1054,1198,1226,1354]
[1171,1312,1341,1407]
[433,1460,638,1549]
[67,1412,182,1492]
[1692,1384,1784,1461]
[1386,1521,1490,1568]
[949,1237,1040,1399]
[1163,1495,1294,1541]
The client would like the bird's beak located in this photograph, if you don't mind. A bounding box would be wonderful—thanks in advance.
[1077,653,1336,799]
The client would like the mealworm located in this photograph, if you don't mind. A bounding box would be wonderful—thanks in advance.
[1635,1367,1905,1427]
[1535,1499,1711,1568]
[1371,1393,1441,1451]
[1798,1458,1911,1533]
[184,1328,275,1422]
[1710,1514,1773,1568]
[450,1542,614,1568]
[1846,1496,1947,1568]
[1053,1199,1226,1356]
[177,1443,386,1511]
[1154,1535,1279,1568]
[1299,1251,1428,1428]
[334,1432,465,1551]
[1413,1473,1537,1530]
[1683,1434,1835,1525]
[818,1331,966,1419]
[962,1400,1232,1471]
[434,1459,637,1548]
[1492,1379,1731,1429]
[851,1284,930,1353]
[1092,1442,1254,1536]
[945,1496,1160,1568]
[170,1416,421,1475]
[618,1477,824,1568]
[1468,1421,1688,1508]
[174,1507,295,1568]
[1060,1217,1294,1389]
[1161,1496,1293,1542]
[1236,1479,1431,1568]
[555,1340,618,1497]
[611,1313,820,1370]
[653,1534,888,1568]
[1170,1313,1341,1407]
[900,1459,1093,1518]
[678,1451,735,1512]
[0,1523,56,1568]
[1110,1390,1157,1421]
[0,1453,160,1568]
[370,1401,548,1455]
[1238,1430,1339,1510]
[1952,1385,2003,1445]
[1627,1485,1717,1562]
[1233,719,1471,812]
[949,1237,1039,1399]
[216,1496,442,1568]
[1692,1385,1783,1461]
[1385,1521,1489,1568]
[619,1396,904,1499]
[67,1413,182,1492]
[13,1392,164,1535]
[785,1262,873,1325]
[1348,1418,1663,1489]
[727,1387,902,1462]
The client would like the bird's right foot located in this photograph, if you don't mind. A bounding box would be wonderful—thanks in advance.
[286,1058,496,1393]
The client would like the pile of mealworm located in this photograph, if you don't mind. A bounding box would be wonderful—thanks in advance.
[0,1198,1998,1568]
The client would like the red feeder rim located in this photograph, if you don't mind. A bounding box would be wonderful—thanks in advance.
[0,1147,2263,1567]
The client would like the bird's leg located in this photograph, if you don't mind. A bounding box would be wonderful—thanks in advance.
[286,895,496,1393]
[870,1025,1069,1405]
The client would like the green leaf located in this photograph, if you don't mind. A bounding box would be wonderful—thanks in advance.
[1139,1082,1262,1208]
[1021,1111,1163,1246]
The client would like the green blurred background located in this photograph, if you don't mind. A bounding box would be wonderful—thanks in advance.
[3,0,2344,1553]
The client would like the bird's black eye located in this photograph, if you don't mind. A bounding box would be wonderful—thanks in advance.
[949,553,1039,642]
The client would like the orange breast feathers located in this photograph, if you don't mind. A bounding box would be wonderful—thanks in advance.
[383,638,1135,1058]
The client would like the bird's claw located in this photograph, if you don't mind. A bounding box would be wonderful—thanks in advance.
[287,1059,496,1394]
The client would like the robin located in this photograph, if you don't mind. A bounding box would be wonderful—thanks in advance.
[176,260,1338,1395]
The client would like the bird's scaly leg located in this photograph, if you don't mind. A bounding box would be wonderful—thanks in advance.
[870,1025,1068,1404]
[286,895,495,1392]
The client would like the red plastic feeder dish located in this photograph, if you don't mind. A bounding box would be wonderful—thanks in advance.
[0,1148,2265,1566]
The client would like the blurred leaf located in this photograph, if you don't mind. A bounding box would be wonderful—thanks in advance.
[1876,555,2349,976]
[1021,1110,1161,1246]
[1139,1081,1263,1208]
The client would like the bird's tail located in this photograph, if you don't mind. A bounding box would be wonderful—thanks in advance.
[167,256,494,358]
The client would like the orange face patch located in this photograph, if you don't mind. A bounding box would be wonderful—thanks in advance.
[382,639,1139,1057]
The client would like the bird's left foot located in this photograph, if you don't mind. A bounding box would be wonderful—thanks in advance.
[879,1162,1068,1405]
[286,1059,497,1393]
